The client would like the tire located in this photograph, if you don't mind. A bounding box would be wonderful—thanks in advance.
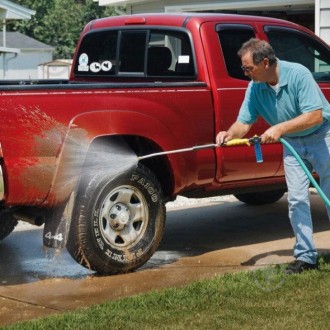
[0,210,18,241]
[67,164,166,275]
[234,189,286,205]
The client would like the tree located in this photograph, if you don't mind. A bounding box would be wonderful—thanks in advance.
[9,0,120,58]
[38,0,83,58]
[9,0,53,41]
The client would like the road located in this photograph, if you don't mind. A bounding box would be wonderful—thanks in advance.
[0,192,329,326]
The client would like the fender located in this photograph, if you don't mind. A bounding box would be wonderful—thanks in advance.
[42,110,191,206]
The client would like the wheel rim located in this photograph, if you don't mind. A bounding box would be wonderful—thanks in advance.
[99,185,149,248]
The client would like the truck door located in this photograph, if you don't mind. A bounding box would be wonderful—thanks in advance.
[200,22,283,183]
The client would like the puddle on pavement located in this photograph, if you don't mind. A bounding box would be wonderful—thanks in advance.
[0,234,191,286]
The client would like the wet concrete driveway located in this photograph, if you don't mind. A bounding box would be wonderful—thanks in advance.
[1,192,330,326]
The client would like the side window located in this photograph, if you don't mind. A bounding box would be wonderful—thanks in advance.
[265,26,330,82]
[74,28,195,79]
[216,24,255,80]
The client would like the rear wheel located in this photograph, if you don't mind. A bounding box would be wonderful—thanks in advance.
[234,189,286,205]
[0,210,18,241]
[67,164,166,275]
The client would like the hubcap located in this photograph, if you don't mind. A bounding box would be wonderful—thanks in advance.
[99,185,148,248]
[109,203,130,231]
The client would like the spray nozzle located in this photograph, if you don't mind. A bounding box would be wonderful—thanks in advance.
[224,135,263,163]
[248,135,262,145]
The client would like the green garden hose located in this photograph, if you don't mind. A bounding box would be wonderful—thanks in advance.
[279,137,330,208]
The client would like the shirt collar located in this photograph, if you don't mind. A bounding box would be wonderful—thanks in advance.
[259,59,286,90]
[278,60,288,87]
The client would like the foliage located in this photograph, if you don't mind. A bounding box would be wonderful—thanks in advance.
[8,0,120,59]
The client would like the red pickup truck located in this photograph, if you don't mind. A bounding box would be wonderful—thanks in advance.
[1,13,330,275]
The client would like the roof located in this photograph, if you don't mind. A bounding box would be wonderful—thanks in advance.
[0,0,35,20]
[0,32,54,50]
[39,59,73,67]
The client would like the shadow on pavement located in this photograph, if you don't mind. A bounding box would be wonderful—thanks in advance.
[157,194,329,261]
[241,249,330,266]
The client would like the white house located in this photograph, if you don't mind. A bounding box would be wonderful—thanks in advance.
[0,0,54,80]
[95,0,330,44]
[0,32,54,79]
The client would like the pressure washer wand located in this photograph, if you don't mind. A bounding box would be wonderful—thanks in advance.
[138,143,217,160]
[138,136,264,161]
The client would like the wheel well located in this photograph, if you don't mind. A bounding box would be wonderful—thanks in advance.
[87,135,174,200]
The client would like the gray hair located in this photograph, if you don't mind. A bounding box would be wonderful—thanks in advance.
[238,38,277,66]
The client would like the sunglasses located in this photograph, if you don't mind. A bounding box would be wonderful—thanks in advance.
[241,65,254,72]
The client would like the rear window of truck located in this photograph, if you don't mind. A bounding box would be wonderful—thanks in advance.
[74,28,196,79]
[264,26,330,82]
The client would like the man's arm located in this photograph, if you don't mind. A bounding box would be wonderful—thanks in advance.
[261,109,323,143]
[216,121,252,145]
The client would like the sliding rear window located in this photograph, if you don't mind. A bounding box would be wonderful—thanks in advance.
[74,28,196,79]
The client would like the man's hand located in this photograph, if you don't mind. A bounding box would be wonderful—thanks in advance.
[261,125,283,143]
[216,121,252,146]
[216,131,232,145]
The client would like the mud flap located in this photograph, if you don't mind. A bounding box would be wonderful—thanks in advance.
[43,202,70,249]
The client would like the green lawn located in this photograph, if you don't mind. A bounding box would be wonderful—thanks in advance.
[4,256,330,330]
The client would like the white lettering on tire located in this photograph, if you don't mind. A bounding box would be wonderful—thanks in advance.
[130,174,158,202]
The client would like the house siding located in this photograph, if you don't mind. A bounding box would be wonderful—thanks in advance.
[128,0,164,13]
[0,49,52,79]
[129,0,219,13]
[127,0,316,13]
[319,0,330,43]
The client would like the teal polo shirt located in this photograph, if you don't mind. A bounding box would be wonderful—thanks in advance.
[237,60,330,137]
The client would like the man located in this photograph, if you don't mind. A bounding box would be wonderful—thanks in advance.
[216,38,330,274]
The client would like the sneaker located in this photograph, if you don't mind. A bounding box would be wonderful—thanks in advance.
[285,260,317,275]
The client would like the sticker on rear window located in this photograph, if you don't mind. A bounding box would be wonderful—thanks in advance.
[78,53,89,71]
[101,61,112,72]
[90,62,102,73]
[79,53,89,66]
[78,65,89,72]
[178,55,190,64]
